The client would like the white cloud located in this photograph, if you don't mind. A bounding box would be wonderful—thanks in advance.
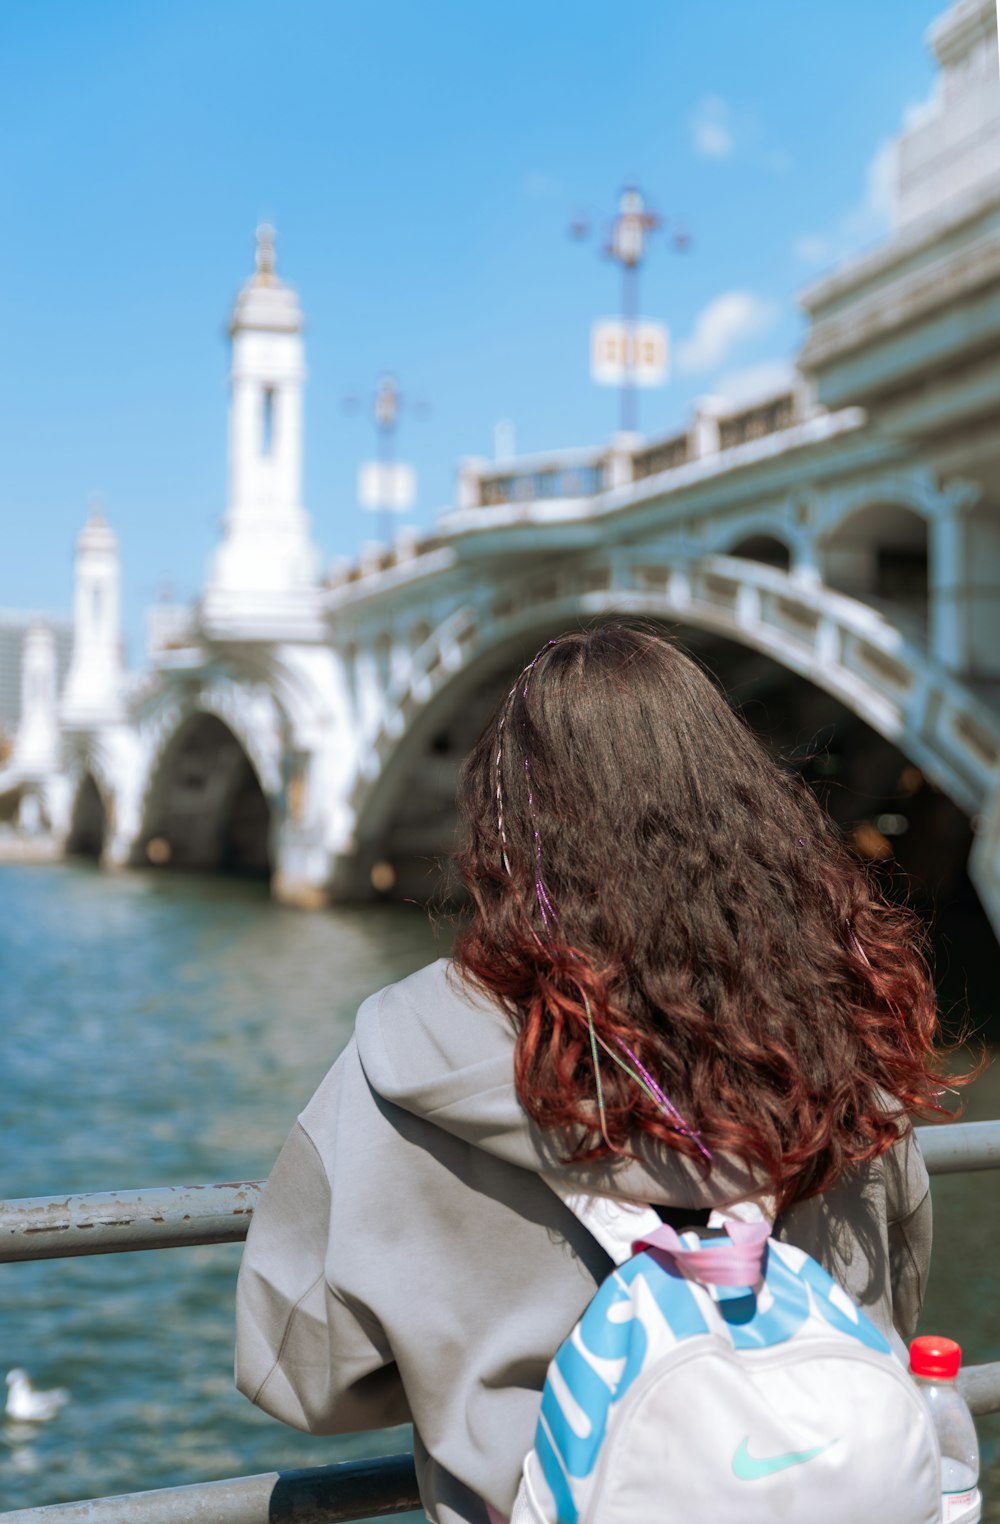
[690,96,734,159]
[714,358,796,405]
[689,96,791,172]
[793,135,898,267]
[677,291,780,375]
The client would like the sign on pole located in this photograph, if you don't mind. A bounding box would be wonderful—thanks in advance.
[358,462,416,513]
[590,320,669,387]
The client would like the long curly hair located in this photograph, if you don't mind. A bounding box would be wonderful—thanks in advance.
[453,623,965,1211]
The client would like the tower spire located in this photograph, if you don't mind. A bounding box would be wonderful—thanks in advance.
[202,226,322,639]
[255,222,276,282]
[60,504,125,728]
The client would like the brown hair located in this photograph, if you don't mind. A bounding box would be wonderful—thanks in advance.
[453,623,963,1210]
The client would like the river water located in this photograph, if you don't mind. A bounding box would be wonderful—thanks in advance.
[1,861,999,1517]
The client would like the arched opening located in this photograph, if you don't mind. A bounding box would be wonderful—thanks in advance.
[363,617,998,1035]
[823,504,928,627]
[139,714,272,878]
[66,774,106,859]
[0,783,22,826]
[726,534,791,570]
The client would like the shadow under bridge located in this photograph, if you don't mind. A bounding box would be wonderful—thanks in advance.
[137,712,273,878]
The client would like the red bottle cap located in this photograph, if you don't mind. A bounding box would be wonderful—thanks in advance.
[910,1335,962,1379]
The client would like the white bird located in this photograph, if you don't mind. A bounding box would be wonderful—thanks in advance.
[5,1369,69,1423]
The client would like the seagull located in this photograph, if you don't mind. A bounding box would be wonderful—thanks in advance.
[5,1369,69,1423]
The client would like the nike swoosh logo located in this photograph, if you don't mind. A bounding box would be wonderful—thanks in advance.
[732,1435,837,1480]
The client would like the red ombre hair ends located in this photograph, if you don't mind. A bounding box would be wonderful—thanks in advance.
[453,624,968,1212]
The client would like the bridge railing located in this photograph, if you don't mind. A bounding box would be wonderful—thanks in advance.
[475,452,609,508]
[465,387,805,509]
[2,1119,1000,1521]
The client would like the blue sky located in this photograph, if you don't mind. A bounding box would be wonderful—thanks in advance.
[0,0,942,660]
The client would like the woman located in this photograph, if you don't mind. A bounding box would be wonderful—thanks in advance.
[236,624,952,1524]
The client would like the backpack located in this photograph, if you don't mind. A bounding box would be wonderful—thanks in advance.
[510,1188,940,1524]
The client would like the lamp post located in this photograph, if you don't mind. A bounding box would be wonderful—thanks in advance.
[345,374,428,545]
[573,184,689,433]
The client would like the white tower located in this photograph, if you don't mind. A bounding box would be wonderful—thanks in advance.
[202,225,322,638]
[12,621,60,772]
[61,505,125,728]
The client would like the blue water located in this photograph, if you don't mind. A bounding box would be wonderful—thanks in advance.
[0,863,439,1516]
[1,861,999,1517]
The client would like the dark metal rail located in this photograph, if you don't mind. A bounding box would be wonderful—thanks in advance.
[0,1454,421,1522]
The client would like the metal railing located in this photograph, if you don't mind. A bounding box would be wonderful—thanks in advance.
[0,1454,420,1523]
[3,1119,1000,1521]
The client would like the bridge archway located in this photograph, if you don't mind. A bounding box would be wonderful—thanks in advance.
[137,712,273,876]
[346,557,1000,941]
[726,533,791,570]
[822,503,928,625]
[66,773,107,859]
[351,602,999,1019]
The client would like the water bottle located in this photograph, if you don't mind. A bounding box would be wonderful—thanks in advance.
[910,1335,981,1524]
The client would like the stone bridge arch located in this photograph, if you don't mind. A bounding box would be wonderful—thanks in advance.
[134,677,286,876]
[822,501,929,622]
[58,734,128,858]
[65,771,109,858]
[344,553,1000,911]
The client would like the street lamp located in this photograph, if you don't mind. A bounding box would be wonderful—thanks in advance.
[573,184,690,433]
[345,374,429,546]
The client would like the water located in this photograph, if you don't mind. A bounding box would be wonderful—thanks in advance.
[1,861,1000,1517]
[0,862,440,1516]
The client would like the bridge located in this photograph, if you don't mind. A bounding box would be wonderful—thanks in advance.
[2,0,1000,935]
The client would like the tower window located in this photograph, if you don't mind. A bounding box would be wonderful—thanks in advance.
[261,387,276,456]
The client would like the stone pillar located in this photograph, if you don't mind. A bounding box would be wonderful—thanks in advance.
[457,457,489,511]
[605,433,641,489]
[13,621,61,772]
[691,397,723,459]
[61,508,125,728]
[930,506,1000,677]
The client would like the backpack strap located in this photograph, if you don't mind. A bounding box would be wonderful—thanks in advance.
[633,1218,770,1287]
[541,1175,663,1265]
[543,1172,772,1283]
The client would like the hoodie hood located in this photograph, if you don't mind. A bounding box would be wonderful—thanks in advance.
[354,957,762,1211]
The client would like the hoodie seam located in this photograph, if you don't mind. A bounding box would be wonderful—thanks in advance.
[250,1268,327,1406]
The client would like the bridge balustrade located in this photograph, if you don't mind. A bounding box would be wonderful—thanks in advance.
[717,392,797,450]
[470,388,803,509]
[631,430,690,480]
[2,1120,999,1521]
[477,459,608,508]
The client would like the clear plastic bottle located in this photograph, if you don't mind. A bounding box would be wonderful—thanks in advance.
[910,1335,981,1524]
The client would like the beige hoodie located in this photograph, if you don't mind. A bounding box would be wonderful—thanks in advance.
[235,959,932,1523]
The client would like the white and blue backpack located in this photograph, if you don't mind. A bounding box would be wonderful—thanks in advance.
[510,1189,941,1524]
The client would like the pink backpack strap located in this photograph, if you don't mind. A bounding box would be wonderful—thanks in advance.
[633,1218,770,1287]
